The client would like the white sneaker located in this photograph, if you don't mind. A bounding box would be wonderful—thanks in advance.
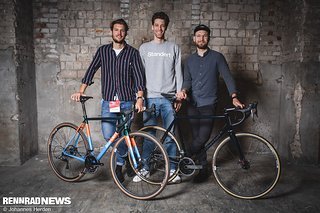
[169,169,181,183]
[133,168,150,183]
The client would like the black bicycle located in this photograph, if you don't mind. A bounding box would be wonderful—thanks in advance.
[140,93,281,199]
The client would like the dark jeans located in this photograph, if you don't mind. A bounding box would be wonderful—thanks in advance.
[187,103,216,166]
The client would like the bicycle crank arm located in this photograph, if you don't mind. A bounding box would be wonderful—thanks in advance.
[185,165,203,170]
[92,162,104,166]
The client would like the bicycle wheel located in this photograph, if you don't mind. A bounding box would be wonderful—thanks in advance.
[140,126,182,182]
[110,131,169,200]
[213,132,281,199]
[47,122,88,182]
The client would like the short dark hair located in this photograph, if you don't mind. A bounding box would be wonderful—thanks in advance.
[194,24,211,35]
[110,19,129,32]
[152,12,170,28]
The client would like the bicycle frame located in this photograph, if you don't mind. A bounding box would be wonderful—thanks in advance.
[62,100,141,169]
[157,109,246,161]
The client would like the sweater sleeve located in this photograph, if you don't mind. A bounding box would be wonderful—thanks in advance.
[174,44,183,91]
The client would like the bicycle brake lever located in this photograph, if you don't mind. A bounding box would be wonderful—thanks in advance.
[251,109,255,121]
[251,108,258,121]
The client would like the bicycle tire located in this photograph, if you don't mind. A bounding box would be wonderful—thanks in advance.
[139,126,183,182]
[47,122,88,182]
[110,131,170,200]
[212,132,281,199]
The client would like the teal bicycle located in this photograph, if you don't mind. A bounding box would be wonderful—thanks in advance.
[47,96,169,200]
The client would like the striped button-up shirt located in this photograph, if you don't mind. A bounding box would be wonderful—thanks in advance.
[82,42,145,101]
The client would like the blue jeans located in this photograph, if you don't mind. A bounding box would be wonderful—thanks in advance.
[142,98,177,170]
[101,100,133,166]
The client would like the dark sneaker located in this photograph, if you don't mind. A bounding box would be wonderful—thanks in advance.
[193,167,209,183]
[125,161,135,177]
[116,165,125,183]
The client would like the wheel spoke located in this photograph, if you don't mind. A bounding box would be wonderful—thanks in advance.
[48,123,88,182]
[110,131,169,200]
[213,133,281,199]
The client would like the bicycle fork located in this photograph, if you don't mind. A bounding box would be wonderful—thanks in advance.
[124,135,141,169]
[228,131,250,169]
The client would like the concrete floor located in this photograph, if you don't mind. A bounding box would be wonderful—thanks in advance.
[0,154,319,213]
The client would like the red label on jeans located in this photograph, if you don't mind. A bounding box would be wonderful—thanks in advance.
[109,100,120,112]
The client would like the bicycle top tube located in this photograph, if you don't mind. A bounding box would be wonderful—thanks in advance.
[160,93,258,127]
[79,95,155,129]
[79,96,130,125]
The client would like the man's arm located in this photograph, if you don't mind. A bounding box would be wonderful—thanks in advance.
[132,50,146,112]
[217,53,244,108]
[71,83,88,102]
[174,44,183,92]
[231,92,244,108]
[135,90,144,112]
[176,60,191,100]
[71,47,102,102]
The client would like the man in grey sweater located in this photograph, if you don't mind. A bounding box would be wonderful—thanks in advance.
[133,11,182,183]
[177,24,244,182]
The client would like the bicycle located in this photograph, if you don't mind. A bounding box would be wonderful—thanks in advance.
[140,93,281,199]
[47,96,170,200]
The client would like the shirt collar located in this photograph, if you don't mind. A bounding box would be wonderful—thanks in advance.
[196,47,210,57]
[111,41,128,50]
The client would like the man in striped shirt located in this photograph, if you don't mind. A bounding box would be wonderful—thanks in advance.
[71,19,145,183]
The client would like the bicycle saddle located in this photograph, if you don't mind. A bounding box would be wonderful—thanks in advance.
[80,96,93,103]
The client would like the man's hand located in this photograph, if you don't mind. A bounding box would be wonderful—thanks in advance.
[174,100,182,112]
[135,98,144,113]
[176,90,187,100]
[71,84,88,102]
[71,92,84,102]
[232,97,245,109]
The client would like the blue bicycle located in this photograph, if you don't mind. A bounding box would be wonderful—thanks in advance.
[47,96,170,200]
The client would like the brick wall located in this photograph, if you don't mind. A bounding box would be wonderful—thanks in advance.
[30,0,320,163]
[33,0,264,82]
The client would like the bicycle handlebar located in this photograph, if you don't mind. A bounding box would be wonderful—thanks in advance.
[160,93,176,102]
[225,102,258,126]
[116,104,155,129]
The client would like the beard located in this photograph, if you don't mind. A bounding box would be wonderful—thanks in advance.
[154,31,165,40]
[196,42,208,50]
[112,35,125,44]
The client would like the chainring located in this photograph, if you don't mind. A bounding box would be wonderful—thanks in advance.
[178,157,196,176]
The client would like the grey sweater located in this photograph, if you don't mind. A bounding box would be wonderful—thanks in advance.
[139,40,183,98]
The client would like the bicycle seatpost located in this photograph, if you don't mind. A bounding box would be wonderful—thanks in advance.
[81,101,88,119]
[79,96,93,119]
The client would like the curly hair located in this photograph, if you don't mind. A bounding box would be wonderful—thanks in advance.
[151,12,170,28]
[110,19,129,32]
